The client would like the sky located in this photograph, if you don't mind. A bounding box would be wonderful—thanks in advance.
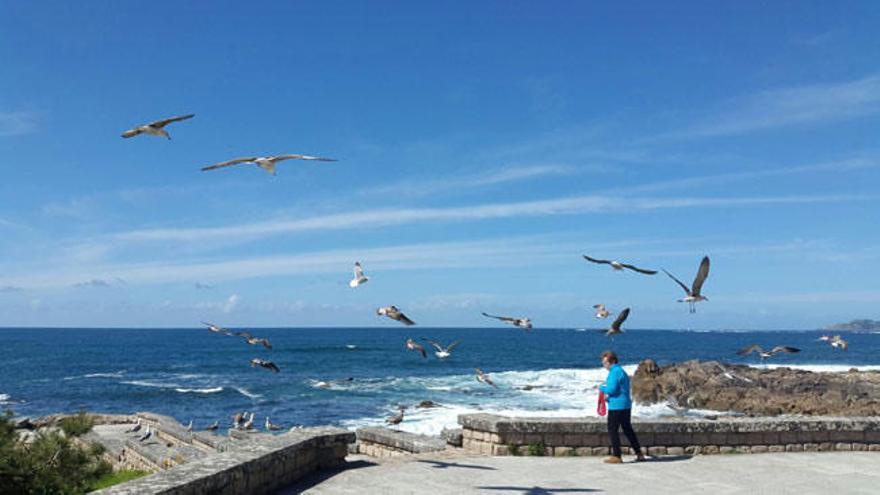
[0,1,878,329]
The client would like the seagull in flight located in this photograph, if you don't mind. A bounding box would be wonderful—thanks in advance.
[475,368,497,388]
[201,154,337,175]
[820,335,849,351]
[481,312,532,330]
[250,358,280,373]
[405,338,427,358]
[350,262,369,288]
[593,304,612,319]
[234,331,273,350]
[582,255,657,275]
[662,256,711,313]
[202,321,233,336]
[737,345,800,363]
[377,305,416,326]
[423,339,460,359]
[121,114,194,140]
[603,308,630,337]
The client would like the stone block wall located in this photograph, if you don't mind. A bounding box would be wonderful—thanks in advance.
[356,427,447,458]
[459,414,880,456]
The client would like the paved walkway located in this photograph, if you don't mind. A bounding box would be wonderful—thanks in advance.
[285,452,879,494]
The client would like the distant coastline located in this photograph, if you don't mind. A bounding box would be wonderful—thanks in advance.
[824,319,880,332]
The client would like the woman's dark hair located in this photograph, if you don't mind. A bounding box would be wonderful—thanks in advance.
[601,351,618,364]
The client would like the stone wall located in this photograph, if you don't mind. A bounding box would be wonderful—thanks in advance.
[459,414,880,456]
[356,427,447,458]
[92,427,355,495]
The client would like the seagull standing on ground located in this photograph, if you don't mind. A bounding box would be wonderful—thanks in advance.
[423,339,460,359]
[662,256,711,313]
[265,417,282,431]
[125,419,142,433]
[603,308,631,337]
[250,358,280,373]
[185,420,193,432]
[593,304,612,319]
[481,312,532,331]
[138,426,152,442]
[349,262,369,288]
[205,421,219,431]
[405,338,427,358]
[243,413,255,430]
[737,345,800,363]
[377,306,416,325]
[386,406,405,426]
[121,114,194,140]
[582,255,657,275]
[475,368,498,388]
[201,154,337,175]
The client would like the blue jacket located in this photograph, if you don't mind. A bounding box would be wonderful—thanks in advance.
[599,364,632,410]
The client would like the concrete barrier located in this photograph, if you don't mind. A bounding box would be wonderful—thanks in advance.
[356,427,447,457]
[458,414,880,456]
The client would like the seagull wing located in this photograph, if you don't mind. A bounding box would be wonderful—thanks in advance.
[691,256,711,296]
[423,339,444,352]
[771,346,800,354]
[201,157,258,172]
[662,269,692,296]
[415,343,427,358]
[583,255,612,265]
[235,331,253,339]
[610,307,630,331]
[121,127,144,138]
[397,312,416,326]
[446,340,461,352]
[272,154,338,162]
[353,262,365,279]
[481,312,513,322]
[737,344,763,356]
[150,114,195,128]
[620,263,658,275]
[593,304,605,310]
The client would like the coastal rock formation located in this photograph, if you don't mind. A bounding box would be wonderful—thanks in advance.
[824,319,880,331]
[632,359,880,416]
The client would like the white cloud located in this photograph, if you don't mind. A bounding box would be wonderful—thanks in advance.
[0,111,39,137]
[670,74,880,138]
[364,164,578,197]
[111,193,870,244]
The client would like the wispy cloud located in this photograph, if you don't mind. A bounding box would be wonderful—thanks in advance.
[112,193,870,244]
[0,111,40,137]
[364,164,577,197]
[72,278,126,289]
[194,282,215,290]
[666,74,880,139]
[0,285,24,293]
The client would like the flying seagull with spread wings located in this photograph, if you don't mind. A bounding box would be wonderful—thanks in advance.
[377,305,416,326]
[250,358,280,373]
[737,345,800,363]
[593,304,612,319]
[202,321,233,336]
[582,255,657,275]
[663,256,711,313]
[405,338,427,358]
[475,368,497,388]
[423,339,460,359]
[481,312,532,331]
[121,114,194,139]
[603,308,631,337]
[201,154,337,175]
[350,262,369,288]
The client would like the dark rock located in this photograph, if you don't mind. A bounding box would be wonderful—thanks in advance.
[417,400,438,409]
[632,359,880,416]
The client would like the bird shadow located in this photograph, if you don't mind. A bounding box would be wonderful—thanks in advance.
[417,459,497,470]
[476,487,601,494]
[274,459,378,493]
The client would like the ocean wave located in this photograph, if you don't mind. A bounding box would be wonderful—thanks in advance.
[121,380,181,389]
[233,387,262,399]
[175,387,224,394]
[0,393,10,404]
[63,371,126,381]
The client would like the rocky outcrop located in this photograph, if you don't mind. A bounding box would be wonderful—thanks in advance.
[824,319,880,331]
[632,359,880,416]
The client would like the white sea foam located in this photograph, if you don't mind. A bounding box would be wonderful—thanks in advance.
[175,387,224,394]
[762,364,880,373]
[233,387,262,399]
[63,371,126,381]
[121,380,180,389]
[0,393,10,404]
[338,365,730,436]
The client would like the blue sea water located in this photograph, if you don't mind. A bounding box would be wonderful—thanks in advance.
[1,327,878,435]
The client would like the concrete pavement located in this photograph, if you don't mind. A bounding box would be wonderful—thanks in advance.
[283,452,880,494]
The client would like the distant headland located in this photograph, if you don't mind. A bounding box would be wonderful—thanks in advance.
[824,319,880,331]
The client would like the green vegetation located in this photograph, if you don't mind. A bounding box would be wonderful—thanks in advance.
[89,469,150,491]
[0,410,113,494]
[507,444,521,456]
[526,442,546,456]
[59,411,95,437]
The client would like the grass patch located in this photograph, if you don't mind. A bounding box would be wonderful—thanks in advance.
[89,469,150,491]
[526,442,546,456]
[60,411,95,437]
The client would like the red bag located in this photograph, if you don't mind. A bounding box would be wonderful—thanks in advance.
[597,390,607,416]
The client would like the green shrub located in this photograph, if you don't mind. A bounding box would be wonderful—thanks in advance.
[527,442,546,456]
[59,411,95,437]
[0,409,113,494]
[507,444,520,456]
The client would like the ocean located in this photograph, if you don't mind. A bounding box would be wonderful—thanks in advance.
[1,327,878,435]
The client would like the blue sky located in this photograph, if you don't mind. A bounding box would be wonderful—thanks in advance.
[1,1,878,329]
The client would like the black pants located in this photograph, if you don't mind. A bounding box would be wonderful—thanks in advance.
[607,408,641,458]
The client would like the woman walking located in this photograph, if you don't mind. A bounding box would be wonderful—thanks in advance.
[598,351,646,464]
